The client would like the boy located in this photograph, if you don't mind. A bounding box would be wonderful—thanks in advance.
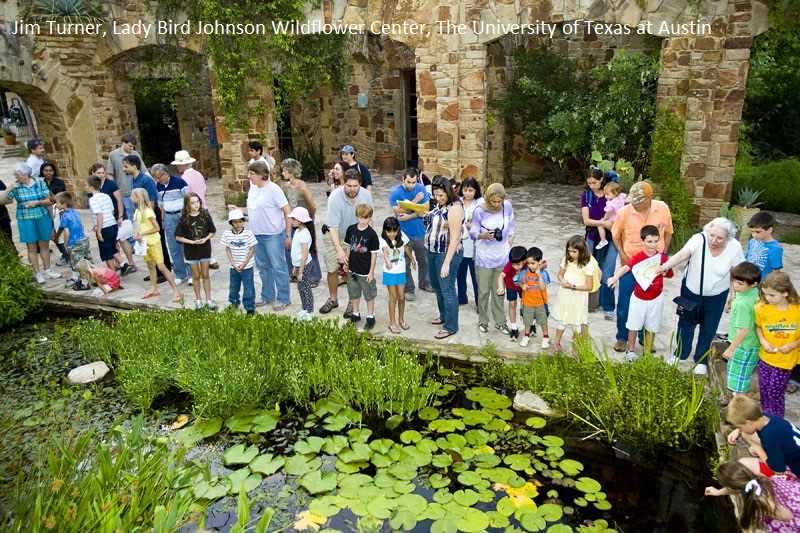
[745,211,783,280]
[53,192,92,291]
[607,225,673,363]
[86,176,129,274]
[726,395,800,480]
[517,247,550,349]
[221,209,257,315]
[496,246,528,339]
[344,204,380,330]
[721,262,762,403]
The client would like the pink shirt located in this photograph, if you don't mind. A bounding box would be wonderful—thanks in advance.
[604,193,627,222]
[93,266,120,289]
[182,168,207,207]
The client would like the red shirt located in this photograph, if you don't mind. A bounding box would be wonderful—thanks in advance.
[502,262,522,291]
[626,251,673,300]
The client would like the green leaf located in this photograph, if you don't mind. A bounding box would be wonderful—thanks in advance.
[453,489,479,507]
[300,469,338,495]
[559,459,583,476]
[537,503,563,522]
[546,525,573,533]
[519,512,546,531]
[575,477,602,494]
[370,439,395,454]
[251,411,280,433]
[429,473,451,488]
[294,436,326,454]
[386,414,404,430]
[284,455,322,476]
[400,430,422,443]
[594,500,612,510]
[390,509,417,530]
[249,454,284,476]
[322,435,349,455]
[308,495,342,517]
[366,496,394,519]
[457,471,482,487]
[430,517,458,533]
[193,479,230,500]
[223,444,260,466]
[525,416,546,429]
[388,461,418,481]
[419,406,440,420]
[504,454,531,471]
[455,508,491,532]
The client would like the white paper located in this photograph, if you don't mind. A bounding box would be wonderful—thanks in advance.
[631,254,662,291]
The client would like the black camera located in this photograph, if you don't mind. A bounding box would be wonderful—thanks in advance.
[321,224,329,235]
[492,228,503,241]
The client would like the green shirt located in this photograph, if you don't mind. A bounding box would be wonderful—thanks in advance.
[729,287,760,350]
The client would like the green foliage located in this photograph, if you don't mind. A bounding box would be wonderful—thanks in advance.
[30,0,104,24]
[649,107,694,229]
[72,310,438,418]
[0,237,43,328]
[733,158,800,214]
[590,151,636,190]
[733,186,765,208]
[499,47,659,166]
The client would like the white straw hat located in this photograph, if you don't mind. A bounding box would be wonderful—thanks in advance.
[171,150,196,165]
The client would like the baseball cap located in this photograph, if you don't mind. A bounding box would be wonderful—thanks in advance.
[627,182,653,205]
[341,145,355,154]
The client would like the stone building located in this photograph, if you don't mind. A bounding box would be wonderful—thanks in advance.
[0,0,769,220]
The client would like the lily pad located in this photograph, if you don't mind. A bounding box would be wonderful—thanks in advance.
[390,509,417,530]
[388,461,418,481]
[338,442,372,464]
[193,479,230,501]
[429,473,451,488]
[457,471,483,487]
[429,419,466,433]
[347,428,373,442]
[482,419,508,431]
[370,438,394,454]
[430,518,458,533]
[464,429,491,447]
[455,507,491,532]
[419,406,440,420]
[322,435,349,455]
[308,496,341,518]
[395,493,428,515]
[453,489,479,507]
[519,512,546,532]
[285,454,322,476]
[537,503,563,522]
[252,411,280,433]
[249,453,284,476]
[386,414,404,430]
[223,444,259,466]
[575,477,602,494]
[417,438,439,453]
[295,436,326,455]
[400,430,422,444]
[366,496,394,519]
[594,500,612,511]
[558,459,583,476]
[504,454,532,471]
[300,470,338,495]
[525,416,546,429]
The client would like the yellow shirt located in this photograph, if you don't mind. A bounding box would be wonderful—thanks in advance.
[134,207,161,245]
[755,303,800,369]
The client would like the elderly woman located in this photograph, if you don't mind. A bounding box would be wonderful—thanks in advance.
[424,175,464,339]
[470,183,515,335]
[657,217,744,374]
[280,158,321,285]
[0,162,61,283]
[227,160,292,311]
[581,167,617,319]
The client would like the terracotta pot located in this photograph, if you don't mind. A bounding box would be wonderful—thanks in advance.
[375,153,397,174]
[3,134,16,146]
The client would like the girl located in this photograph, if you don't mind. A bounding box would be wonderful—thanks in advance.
[175,192,217,310]
[755,272,800,417]
[76,259,120,298]
[131,187,183,303]
[457,178,483,306]
[381,217,416,334]
[705,460,800,531]
[288,206,316,321]
[551,235,596,353]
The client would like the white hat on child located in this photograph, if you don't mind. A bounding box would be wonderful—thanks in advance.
[228,209,245,222]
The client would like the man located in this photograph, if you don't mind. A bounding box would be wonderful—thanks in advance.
[610,181,673,352]
[388,167,432,300]
[107,133,143,222]
[172,149,218,268]
[319,169,373,315]
[248,140,276,173]
[340,145,373,192]
[123,154,172,279]
[152,163,190,284]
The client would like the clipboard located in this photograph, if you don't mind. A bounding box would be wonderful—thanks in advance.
[397,200,428,213]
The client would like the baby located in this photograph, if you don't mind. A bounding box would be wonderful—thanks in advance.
[597,182,627,250]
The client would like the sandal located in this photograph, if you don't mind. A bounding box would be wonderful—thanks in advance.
[172,293,184,303]
[319,298,339,314]
[141,292,160,299]
[388,326,401,334]
[400,322,410,330]
[787,383,799,394]
[430,318,445,325]
[434,330,456,340]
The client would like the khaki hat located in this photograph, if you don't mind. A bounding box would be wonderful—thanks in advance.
[627,181,653,205]
[171,150,196,165]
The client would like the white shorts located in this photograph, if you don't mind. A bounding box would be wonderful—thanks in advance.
[625,293,664,333]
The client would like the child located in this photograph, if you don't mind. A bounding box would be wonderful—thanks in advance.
[85,175,129,274]
[221,209,257,315]
[289,206,317,321]
[606,225,673,363]
[76,258,121,298]
[518,247,550,349]
[380,217,416,334]
[344,204,380,330]
[704,460,800,532]
[551,236,596,353]
[726,394,800,480]
[53,192,92,291]
[131,187,183,303]
[721,262,763,401]
[746,211,783,280]
[596,182,626,250]
[754,272,800,417]
[496,246,528,340]
[175,193,217,310]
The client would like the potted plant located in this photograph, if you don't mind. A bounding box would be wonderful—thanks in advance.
[2,126,16,146]
[732,186,764,245]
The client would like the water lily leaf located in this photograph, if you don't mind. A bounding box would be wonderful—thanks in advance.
[417,438,439,453]
[594,500,612,511]
[482,419,508,431]
[172,424,205,447]
[424,502,448,521]
[324,408,361,432]
[433,489,453,504]
[537,503,562,522]
[338,442,372,463]
[308,496,341,518]
[419,406,440,420]
[366,496,394,519]
[525,416,546,429]
[338,473,373,490]
[453,489,479,507]
[473,453,501,468]
[395,493,428,515]
[322,435,349,455]
[295,436,326,455]
[541,435,564,447]
[459,409,495,426]
[393,480,416,494]
[437,433,468,449]
[300,470,337,495]
[285,455,322,476]
[249,453,284,476]
[400,445,432,468]
[504,454,531,471]
[334,458,367,474]
[390,509,417,531]
[477,466,516,484]
[230,472,262,494]
[455,507,491,532]
[519,512,546,532]
[374,471,398,488]
[573,497,587,507]
[466,387,512,409]
[476,487,495,501]
[432,453,453,468]
[347,428,372,442]
[575,477,602,494]
[429,419,466,433]
[294,510,326,532]
[224,412,256,433]
[485,408,514,420]
[223,444,260,466]
[314,397,345,417]
[508,475,527,488]
[370,438,394,454]
[546,525,572,533]
[558,459,583,476]
[400,430,422,444]
[388,461,418,481]
[193,479,229,500]
[429,473,450,488]
[487,510,510,528]
[386,414,404,430]
[545,447,564,459]
[496,496,517,517]
[371,453,394,469]
[430,518,458,533]
[457,471,482,486]
[252,411,280,433]
[465,429,491,447]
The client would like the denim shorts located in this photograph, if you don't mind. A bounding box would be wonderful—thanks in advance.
[185,258,212,265]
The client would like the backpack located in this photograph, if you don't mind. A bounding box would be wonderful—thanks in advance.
[588,256,601,293]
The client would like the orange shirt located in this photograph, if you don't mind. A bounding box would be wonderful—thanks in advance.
[611,200,673,258]
[520,269,548,307]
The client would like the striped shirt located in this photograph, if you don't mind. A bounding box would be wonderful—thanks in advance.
[222,228,257,269]
[8,180,50,220]
[89,192,116,229]
[157,175,190,213]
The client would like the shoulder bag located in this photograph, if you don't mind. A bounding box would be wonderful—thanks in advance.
[672,233,705,325]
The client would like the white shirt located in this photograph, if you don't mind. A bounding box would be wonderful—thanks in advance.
[381,232,410,274]
[291,227,313,267]
[682,233,745,296]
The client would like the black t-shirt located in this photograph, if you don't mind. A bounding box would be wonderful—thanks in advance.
[344,224,380,276]
[175,212,217,261]
[46,177,66,196]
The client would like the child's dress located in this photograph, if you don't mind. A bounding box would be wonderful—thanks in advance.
[92,266,120,290]
[761,478,800,532]
[604,193,627,222]
[551,258,596,327]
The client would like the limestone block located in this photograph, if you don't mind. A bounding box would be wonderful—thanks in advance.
[68,361,110,385]
[513,390,557,416]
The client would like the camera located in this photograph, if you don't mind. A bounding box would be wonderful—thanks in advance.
[321,224,329,235]
[492,228,503,241]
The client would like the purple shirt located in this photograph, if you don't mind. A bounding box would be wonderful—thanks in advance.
[581,189,607,243]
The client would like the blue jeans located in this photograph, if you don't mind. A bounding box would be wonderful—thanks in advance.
[405,235,431,293]
[164,212,189,280]
[427,249,463,333]
[255,233,291,304]
[457,256,477,305]
[675,280,728,363]
[615,271,635,342]
[122,195,136,247]
[229,267,256,311]
[587,238,617,312]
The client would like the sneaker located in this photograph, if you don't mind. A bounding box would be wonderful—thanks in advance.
[55,257,69,267]
[188,278,193,286]
[667,355,680,366]
[195,301,205,310]
[693,364,708,376]
[209,261,219,269]
[541,337,551,349]
[343,302,354,319]
[273,302,289,312]
[175,277,184,286]
[65,279,78,288]
[531,323,537,337]
[296,310,313,321]
[613,339,627,352]
[510,329,520,340]
[519,336,530,347]
[72,279,90,291]
[604,311,615,321]
[35,272,46,284]
[350,313,361,324]
[405,291,416,302]
[364,316,376,330]
[246,310,256,316]
[319,298,339,314]
[496,323,511,335]
[420,286,435,293]
[625,350,638,363]
[206,300,217,310]
[119,263,132,277]
[255,300,270,308]
[478,323,489,333]
[596,240,608,250]
[44,269,61,279]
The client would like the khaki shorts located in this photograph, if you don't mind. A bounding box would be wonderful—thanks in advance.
[522,304,548,328]
[322,231,347,273]
[348,272,377,301]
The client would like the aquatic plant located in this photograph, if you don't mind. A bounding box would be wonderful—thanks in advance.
[0,236,43,328]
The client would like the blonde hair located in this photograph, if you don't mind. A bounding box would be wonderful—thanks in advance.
[481,183,507,214]
[76,259,96,286]
[758,272,800,306]
[355,203,373,219]
[603,182,621,196]
[131,188,153,211]
[725,395,762,426]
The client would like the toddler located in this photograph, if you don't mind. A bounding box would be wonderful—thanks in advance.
[596,182,626,250]
[518,247,550,349]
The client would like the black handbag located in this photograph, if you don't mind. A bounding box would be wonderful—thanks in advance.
[673,233,705,325]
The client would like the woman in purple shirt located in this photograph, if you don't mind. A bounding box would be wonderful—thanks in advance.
[581,167,617,319]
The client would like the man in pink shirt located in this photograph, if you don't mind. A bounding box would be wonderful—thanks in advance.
[171,150,218,267]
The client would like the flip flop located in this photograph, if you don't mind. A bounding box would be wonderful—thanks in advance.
[434,330,456,340]
[172,293,184,303]
[400,322,410,330]
[787,383,799,394]
[431,318,445,325]
[141,292,160,299]
[388,326,401,334]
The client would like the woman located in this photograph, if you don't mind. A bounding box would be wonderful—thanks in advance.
[41,161,69,266]
[657,217,744,374]
[280,158,321,286]
[424,175,464,339]
[581,167,617,320]
[458,178,483,306]
[469,183,515,334]
[0,162,61,283]
[227,160,292,311]
[327,161,350,197]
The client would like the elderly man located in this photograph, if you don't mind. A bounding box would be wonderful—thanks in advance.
[388,167,431,301]
[319,169,373,315]
[610,181,673,353]
[152,163,191,285]
[172,149,218,269]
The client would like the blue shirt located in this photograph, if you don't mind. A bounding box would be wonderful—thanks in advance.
[759,413,800,474]
[59,208,85,246]
[156,175,190,213]
[388,183,429,239]
[131,172,158,206]
[746,238,783,280]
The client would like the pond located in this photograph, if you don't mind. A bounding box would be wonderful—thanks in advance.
[0,313,736,532]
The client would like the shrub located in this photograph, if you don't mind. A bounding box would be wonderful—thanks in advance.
[649,108,694,230]
[732,158,800,214]
[0,237,42,328]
